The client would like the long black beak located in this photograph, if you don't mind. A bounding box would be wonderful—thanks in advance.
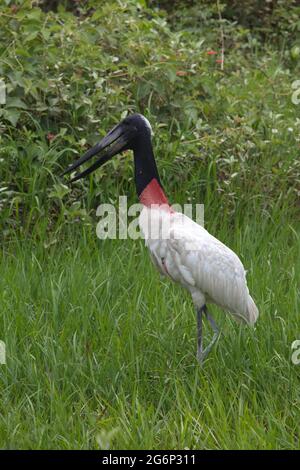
[62,122,135,183]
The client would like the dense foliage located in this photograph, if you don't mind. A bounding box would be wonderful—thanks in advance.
[155,0,300,42]
[0,0,299,240]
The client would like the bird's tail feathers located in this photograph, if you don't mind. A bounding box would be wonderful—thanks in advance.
[245,295,259,325]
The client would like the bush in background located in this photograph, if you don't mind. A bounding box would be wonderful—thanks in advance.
[0,0,299,241]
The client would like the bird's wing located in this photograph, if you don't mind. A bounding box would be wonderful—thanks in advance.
[163,215,257,322]
[140,207,258,324]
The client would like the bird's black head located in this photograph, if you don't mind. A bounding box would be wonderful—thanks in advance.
[62,113,152,182]
[122,113,152,139]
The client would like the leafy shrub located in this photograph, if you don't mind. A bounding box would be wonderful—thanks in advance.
[153,0,300,44]
[0,0,299,240]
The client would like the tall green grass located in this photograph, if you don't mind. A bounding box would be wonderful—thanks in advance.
[1,209,299,449]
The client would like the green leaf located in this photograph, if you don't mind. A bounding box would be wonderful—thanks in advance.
[5,97,27,109]
[1,108,21,126]
[49,183,71,200]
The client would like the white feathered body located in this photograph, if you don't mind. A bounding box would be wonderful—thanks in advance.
[139,206,259,325]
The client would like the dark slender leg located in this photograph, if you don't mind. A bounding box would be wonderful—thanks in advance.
[196,305,220,364]
[197,306,204,361]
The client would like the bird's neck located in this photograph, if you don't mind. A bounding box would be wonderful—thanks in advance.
[133,135,171,209]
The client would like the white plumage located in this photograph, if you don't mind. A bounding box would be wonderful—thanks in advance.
[139,206,259,350]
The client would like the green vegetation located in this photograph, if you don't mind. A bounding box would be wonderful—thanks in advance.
[0,0,299,449]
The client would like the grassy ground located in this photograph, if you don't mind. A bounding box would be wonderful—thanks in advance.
[1,210,299,449]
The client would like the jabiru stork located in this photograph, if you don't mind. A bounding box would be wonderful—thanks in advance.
[62,113,259,363]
